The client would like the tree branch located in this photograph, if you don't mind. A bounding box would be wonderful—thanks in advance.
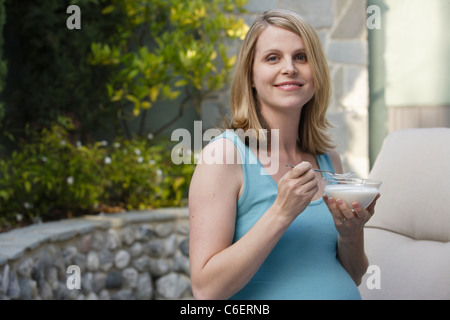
[153,91,192,137]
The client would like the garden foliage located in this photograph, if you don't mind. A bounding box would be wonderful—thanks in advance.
[0,0,248,230]
[89,0,248,137]
[2,0,118,141]
[0,117,195,231]
[2,0,248,141]
[0,0,6,129]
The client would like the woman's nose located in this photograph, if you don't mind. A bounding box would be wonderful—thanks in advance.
[281,59,297,75]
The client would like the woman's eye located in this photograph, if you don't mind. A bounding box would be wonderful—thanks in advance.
[296,54,307,62]
[265,54,306,63]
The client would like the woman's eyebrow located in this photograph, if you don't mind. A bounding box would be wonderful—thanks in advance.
[261,48,306,55]
[261,48,280,54]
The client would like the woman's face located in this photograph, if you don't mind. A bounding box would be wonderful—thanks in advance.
[252,25,315,114]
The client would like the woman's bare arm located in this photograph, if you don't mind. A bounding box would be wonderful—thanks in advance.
[189,138,318,299]
[326,149,375,285]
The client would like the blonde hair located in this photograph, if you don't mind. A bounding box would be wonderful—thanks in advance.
[228,9,334,155]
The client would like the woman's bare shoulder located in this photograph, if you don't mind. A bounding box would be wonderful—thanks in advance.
[197,137,241,166]
[189,137,244,202]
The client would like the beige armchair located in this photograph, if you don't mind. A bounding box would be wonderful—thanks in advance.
[358,128,450,300]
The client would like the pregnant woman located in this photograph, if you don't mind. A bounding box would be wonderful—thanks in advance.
[188,9,380,300]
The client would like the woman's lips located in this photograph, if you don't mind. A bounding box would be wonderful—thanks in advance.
[274,81,303,91]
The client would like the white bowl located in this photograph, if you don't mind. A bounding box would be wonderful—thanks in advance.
[322,177,382,209]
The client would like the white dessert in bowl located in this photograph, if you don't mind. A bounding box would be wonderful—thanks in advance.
[322,177,382,209]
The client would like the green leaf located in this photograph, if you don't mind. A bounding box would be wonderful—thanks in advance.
[141,101,151,109]
[101,5,115,15]
[24,181,31,193]
[169,90,181,100]
[174,79,188,87]
[125,94,139,104]
[173,177,185,191]
[149,86,159,102]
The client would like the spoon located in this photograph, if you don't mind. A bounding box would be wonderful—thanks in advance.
[285,164,354,179]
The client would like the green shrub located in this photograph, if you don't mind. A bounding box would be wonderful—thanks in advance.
[0,0,6,129]
[2,0,248,145]
[0,117,195,231]
[102,136,194,210]
[2,0,122,141]
[88,0,249,137]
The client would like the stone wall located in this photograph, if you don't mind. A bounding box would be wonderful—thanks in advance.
[0,208,192,300]
[201,0,370,177]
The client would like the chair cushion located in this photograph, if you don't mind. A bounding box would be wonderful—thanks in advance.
[359,228,450,300]
[368,128,450,242]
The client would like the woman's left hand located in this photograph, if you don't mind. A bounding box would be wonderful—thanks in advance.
[323,193,380,234]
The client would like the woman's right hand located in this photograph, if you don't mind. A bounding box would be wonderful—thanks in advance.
[273,161,318,222]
